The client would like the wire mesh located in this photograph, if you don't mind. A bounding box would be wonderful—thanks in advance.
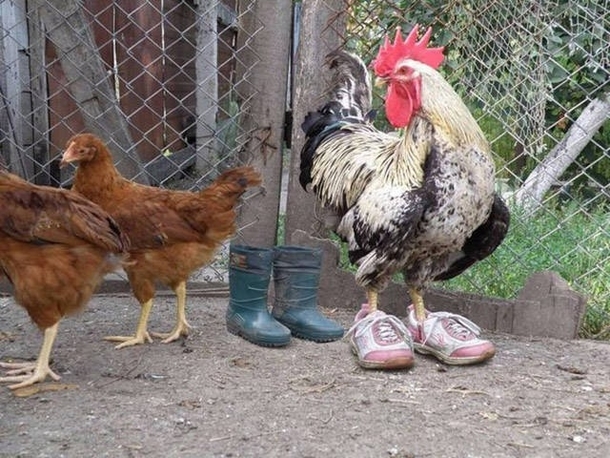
[0,0,266,283]
[339,0,610,336]
[1,0,609,335]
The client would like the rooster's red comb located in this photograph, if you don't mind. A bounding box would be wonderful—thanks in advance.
[372,25,445,76]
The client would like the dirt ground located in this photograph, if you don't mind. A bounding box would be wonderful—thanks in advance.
[1,293,609,458]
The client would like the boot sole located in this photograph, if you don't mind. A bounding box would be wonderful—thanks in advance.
[290,330,344,343]
[226,324,291,348]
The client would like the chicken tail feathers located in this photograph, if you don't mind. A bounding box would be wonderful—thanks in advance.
[198,166,262,204]
[300,51,373,190]
[324,50,372,118]
[434,194,510,281]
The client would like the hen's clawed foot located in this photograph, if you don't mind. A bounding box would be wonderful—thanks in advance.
[0,360,60,390]
[105,330,153,349]
[150,319,191,344]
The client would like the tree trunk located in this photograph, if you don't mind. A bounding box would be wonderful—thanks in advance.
[34,0,147,183]
[233,0,292,247]
[194,1,218,172]
[284,0,347,244]
[514,92,610,212]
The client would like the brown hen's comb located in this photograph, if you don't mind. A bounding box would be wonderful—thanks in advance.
[372,25,445,76]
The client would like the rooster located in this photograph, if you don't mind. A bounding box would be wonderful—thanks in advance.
[299,26,509,325]
[60,134,262,348]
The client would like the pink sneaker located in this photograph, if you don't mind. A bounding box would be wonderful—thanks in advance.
[406,305,495,365]
[346,304,414,370]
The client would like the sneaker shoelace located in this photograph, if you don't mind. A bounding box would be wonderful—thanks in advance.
[346,312,413,348]
[421,311,481,344]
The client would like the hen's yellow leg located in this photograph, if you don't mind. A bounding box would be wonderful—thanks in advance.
[0,323,61,389]
[105,299,154,348]
[151,281,191,343]
[367,288,379,313]
[409,288,426,322]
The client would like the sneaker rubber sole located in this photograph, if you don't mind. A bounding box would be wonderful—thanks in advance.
[413,342,495,365]
[350,345,415,370]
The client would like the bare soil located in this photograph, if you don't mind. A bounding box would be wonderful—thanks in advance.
[1,293,610,458]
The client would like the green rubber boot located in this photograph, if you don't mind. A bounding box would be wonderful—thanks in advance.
[271,246,344,342]
[226,245,291,347]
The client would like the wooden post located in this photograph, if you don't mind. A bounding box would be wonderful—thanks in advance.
[233,0,292,247]
[27,5,51,185]
[284,0,347,243]
[194,1,218,171]
[0,0,35,179]
[33,0,148,183]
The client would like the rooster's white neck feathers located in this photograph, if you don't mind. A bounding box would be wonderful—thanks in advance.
[404,59,489,152]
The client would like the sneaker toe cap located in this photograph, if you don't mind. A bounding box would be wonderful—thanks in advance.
[361,349,415,370]
[451,341,496,361]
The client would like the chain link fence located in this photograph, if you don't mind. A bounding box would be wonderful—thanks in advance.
[1,0,257,184]
[1,0,609,336]
[331,0,610,337]
[1,0,274,283]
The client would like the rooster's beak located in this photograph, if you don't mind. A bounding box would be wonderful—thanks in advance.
[374,76,388,88]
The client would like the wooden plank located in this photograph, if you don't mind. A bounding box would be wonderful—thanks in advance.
[284,0,348,243]
[0,0,34,179]
[85,0,115,70]
[45,37,87,172]
[233,0,293,247]
[34,0,147,182]
[164,0,196,154]
[144,145,196,186]
[27,5,52,185]
[113,0,164,162]
[193,1,219,170]
[46,0,115,184]
[0,9,10,168]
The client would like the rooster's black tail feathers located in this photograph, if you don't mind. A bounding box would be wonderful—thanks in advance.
[301,51,372,137]
[325,50,372,118]
[300,51,372,190]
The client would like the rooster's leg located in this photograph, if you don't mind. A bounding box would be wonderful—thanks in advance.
[367,288,379,313]
[409,288,427,322]
[151,281,191,343]
[0,323,61,389]
[105,299,154,348]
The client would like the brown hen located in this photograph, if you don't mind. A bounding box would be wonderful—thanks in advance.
[61,133,262,348]
[0,171,129,389]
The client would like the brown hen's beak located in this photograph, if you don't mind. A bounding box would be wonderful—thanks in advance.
[59,143,76,168]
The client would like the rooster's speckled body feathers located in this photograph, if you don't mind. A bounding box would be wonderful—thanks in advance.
[300,50,509,303]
